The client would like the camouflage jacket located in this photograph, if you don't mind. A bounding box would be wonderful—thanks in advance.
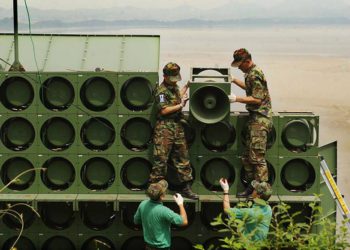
[154,81,183,120]
[244,64,272,118]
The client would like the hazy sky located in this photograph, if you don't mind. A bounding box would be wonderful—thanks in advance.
[2,0,349,10]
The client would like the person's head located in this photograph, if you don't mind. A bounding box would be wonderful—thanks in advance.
[146,180,168,201]
[163,62,182,85]
[251,181,272,201]
[231,48,253,73]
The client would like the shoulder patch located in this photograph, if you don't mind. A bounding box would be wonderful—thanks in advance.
[159,94,166,103]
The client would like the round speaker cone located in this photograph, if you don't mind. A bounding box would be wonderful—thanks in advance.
[40,76,75,111]
[282,119,312,151]
[1,76,34,111]
[80,202,115,230]
[201,121,235,151]
[121,77,153,111]
[81,157,115,190]
[3,236,36,250]
[1,157,35,190]
[82,236,115,250]
[81,117,115,151]
[1,117,35,151]
[80,77,115,111]
[171,237,193,250]
[281,159,315,192]
[40,202,74,230]
[42,236,76,250]
[121,157,152,190]
[120,202,142,230]
[121,117,152,151]
[164,202,196,230]
[41,157,75,190]
[190,85,229,124]
[201,158,234,191]
[41,117,75,151]
[121,236,144,250]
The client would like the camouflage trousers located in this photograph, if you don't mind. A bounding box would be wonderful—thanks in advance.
[150,120,193,183]
[242,114,272,183]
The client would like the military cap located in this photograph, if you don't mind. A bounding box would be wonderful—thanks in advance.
[251,180,272,197]
[147,180,168,200]
[231,48,251,67]
[163,62,182,82]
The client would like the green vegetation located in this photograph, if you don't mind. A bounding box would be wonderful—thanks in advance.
[195,198,350,250]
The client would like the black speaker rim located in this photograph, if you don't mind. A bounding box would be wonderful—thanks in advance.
[41,157,75,191]
[80,202,116,231]
[120,202,142,231]
[2,202,36,229]
[2,235,36,250]
[1,157,35,190]
[0,117,35,151]
[240,160,276,187]
[40,202,75,230]
[200,158,235,191]
[80,76,115,111]
[81,236,116,250]
[80,117,116,151]
[281,158,316,192]
[281,119,312,152]
[40,117,75,151]
[200,203,228,232]
[201,121,236,152]
[170,236,193,250]
[164,202,196,230]
[166,163,195,191]
[0,76,34,111]
[40,76,75,111]
[120,117,153,152]
[41,235,76,250]
[120,236,144,250]
[120,76,154,111]
[180,118,196,146]
[120,157,152,190]
[81,157,115,190]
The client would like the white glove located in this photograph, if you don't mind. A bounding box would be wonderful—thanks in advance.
[185,80,191,88]
[228,74,236,83]
[228,94,237,103]
[180,93,189,107]
[219,178,229,192]
[173,193,184,205]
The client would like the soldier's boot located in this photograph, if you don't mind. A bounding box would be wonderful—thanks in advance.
[180,183,199,200]
[236,185,254,198]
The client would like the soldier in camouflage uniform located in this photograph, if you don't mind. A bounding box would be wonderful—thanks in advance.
[229,48,273,198]
[150,62,198,200]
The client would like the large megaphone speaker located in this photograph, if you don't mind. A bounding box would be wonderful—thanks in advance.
[190,83,230,124]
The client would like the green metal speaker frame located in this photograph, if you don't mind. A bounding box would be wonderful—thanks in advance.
[194,113,238,156]
[37,72,78,114]
[37,154,79,194]
[189,82,230,124]
[277,156,320,195]
[0,154,39,194]
[236,112,279,157]
[38,233,78,250]
[0,233,40,250]
[235,155,279,195]
[118,154,153,194]
[77,154,118,194]
[118,114,156,155]
[191,154,238,195]
[0,72,38,114]
[37,114,78,155]
[0,114,38,154]
[278,112,319,157]
[117,72,158,115]
[77,72,118,115]
[77,114,118,155]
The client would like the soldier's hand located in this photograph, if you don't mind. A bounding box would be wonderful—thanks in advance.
[185,80,191,88]
[219,178,229,192]
[180,93,189,107]
[228,94,237,103]
[229,74,237,83]
[173,193,184,205]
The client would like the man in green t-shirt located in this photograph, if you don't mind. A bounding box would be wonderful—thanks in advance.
[134,180,188,250]
[219,178,272,241]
